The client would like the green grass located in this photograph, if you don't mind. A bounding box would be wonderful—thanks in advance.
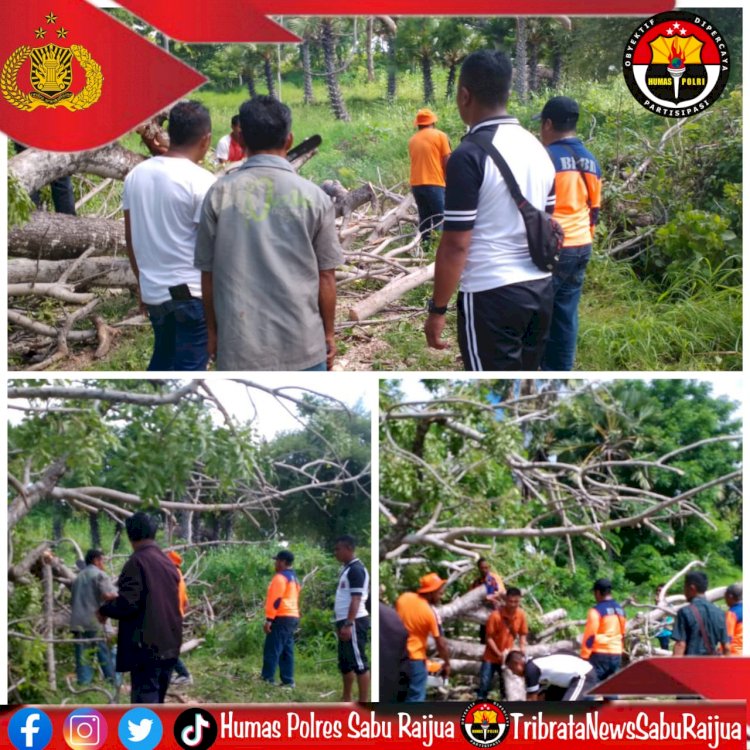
[13,70,740,372]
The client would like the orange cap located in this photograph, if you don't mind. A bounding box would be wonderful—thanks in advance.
[418,572,447,593]
[414,108,438,126]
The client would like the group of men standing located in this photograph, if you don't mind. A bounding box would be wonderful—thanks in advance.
[124,96,342,372]
[261,536,371,701]
[382,562,743,704]
[418,50,601,371]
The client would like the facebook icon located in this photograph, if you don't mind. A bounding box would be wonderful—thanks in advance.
[8,709,53,750]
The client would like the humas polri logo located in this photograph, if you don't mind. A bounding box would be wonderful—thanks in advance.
[622,11,730,117]
[460,701,510,747]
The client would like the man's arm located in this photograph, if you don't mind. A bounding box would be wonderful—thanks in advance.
[580,608,600,660]
[123,211,145,314]
[338,594,362,643]
[424,229,472,350]
[264,574,285,634]
[99,559,143,621]
[673,641,687,656]
[519,634,528,653]
[434,635,451,678]
[318,269,337,370]
[201,271,217,361]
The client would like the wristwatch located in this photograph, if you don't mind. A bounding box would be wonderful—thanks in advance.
[427,298,448,315]
[343,620,354,627]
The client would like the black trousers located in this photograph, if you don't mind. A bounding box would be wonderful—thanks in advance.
[457,277,553,371]
[130,658,177,703]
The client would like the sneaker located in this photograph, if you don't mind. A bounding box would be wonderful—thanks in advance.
[280,682,296,689]
[171,675,193,686]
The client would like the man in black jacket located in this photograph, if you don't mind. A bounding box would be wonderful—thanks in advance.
[99,512,182,703]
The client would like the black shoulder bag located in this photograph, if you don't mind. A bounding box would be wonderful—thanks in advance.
[466,131,563,272]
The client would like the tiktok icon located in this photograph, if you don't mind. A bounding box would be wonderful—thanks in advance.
[173,708,218,750]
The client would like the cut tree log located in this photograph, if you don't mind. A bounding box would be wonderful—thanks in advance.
[348,262,434,321]
[367,193,416,240]
[8,258,136,288]
[9,212,125,260]
[320,180,377,219]
[10,142,145,195]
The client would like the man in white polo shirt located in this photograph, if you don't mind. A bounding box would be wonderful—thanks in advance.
[333,535,370,702]
[424,50,556,370]
[506,650,597,701]
[123,101,216,370]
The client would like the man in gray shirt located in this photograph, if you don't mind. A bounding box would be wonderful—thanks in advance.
[70,549,117,685]
[195,96,343,370]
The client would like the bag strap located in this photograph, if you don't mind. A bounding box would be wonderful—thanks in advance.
[690,603,717,654]
[465,130,531,210]
[560,143,591,208]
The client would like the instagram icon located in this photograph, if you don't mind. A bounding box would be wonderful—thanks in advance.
[63,709,107,750]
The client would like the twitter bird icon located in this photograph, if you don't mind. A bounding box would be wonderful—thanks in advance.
[119,709,162,750]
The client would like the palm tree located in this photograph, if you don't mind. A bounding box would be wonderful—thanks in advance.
[320,19,350,121]
[514,17,529,103]
[288,18,319,105]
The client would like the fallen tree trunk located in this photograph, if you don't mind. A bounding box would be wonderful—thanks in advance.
[434,586,487,623]
[8,258,136,288]
[348,262,434,321]
[10,142,145,195]
[368,193,415,240]
[320,180,377,219]
[9,212,125,260]
[438,637,580,661]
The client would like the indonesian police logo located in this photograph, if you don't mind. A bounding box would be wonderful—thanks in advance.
[623,11,730,118]
[460,701,510,748]
[2,11,102,111]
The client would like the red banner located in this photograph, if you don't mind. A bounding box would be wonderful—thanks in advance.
[1,702,746,750]
[0,0,205,151]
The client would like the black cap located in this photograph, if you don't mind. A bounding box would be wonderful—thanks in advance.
[593,578,612,594]
[274,550,294,564]
[535,96,580,129]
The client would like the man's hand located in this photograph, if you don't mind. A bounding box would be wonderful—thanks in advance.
[339,624,353,642]
[96,610,107,625]
[325,332,336,370]
[207,326,217,361]
[424,313,450,350]
[263,620,272,635]
[441,662,452,679]
[102,592,117,602]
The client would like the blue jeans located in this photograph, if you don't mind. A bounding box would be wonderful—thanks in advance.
[406,659,428,702]
[589,652,621,682]
[411,185,445,242]
[146,298,209,371]
[477,660,503,699]
[262,616,298,685]
[73,630,114,685]
[541,244,592,371]
[131,658,177,703]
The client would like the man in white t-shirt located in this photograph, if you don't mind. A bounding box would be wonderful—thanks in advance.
[214,114,245,165]
[123,100,216,370]
[424,50,556,370]
[506,650,597,701]
[333,535,370,702]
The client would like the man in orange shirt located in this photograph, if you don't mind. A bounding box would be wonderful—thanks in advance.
[537,96,602,371]
[408,108,451,243]
[477,586,528,698]
[395,572,452,702]
[580,578,626,682]
[725,583,743,656]
[166,550,193,686]
[261,550,301,687]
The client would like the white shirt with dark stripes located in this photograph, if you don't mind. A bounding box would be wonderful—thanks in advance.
[335,558,369,621]
[443,116,556,293]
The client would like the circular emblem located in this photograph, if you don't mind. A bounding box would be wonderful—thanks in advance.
[173,708,218,750]
[460,701,510,748]
[622,11,730,118]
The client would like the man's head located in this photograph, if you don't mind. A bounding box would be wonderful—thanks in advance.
[593,578,613,602]
[504,586,522,613]
[456,50,513,125]
[274,549,294,571]
[684,571,709,601]
[167,100,212,161]
[505,649,526,677]
[85,549,105,569]
[417,572,447,604]
[230,113,241,136]
[477,558,491,578]
[724,582,742,606]
[538,96,579,146]
[125,512,157,546]
[333,535,356,563]
[414,108,438,130]
[239,95,293,154]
